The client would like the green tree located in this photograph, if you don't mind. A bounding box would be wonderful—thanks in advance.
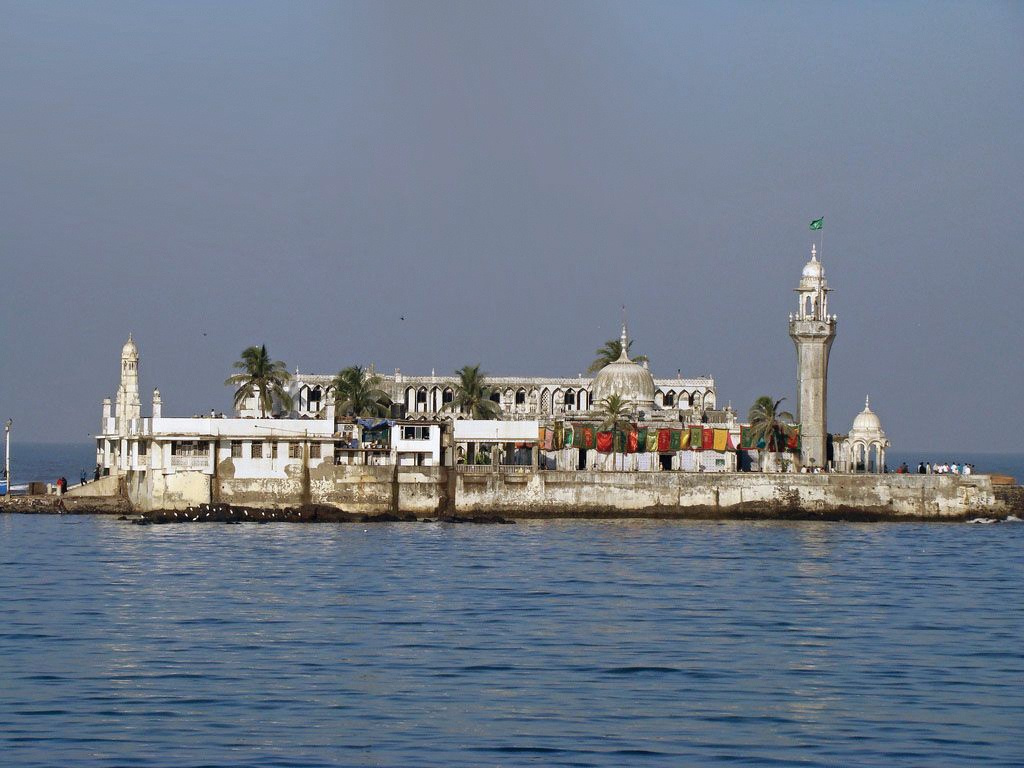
[332,365,392,419]
[587,338,648,373]
[596,394,634,471]
[446,364,502,419]
[596,393,633,432]
[225,345,293,417]
[747,396,795,453]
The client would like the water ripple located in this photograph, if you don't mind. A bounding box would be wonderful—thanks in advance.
[0,516,1022,767]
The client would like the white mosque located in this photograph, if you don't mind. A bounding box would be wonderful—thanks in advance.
[92,244,890,478]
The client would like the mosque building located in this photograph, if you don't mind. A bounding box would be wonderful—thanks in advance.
[92,244,889,481]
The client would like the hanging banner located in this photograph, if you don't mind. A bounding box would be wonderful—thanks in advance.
[739,425,757,450]
[669,429,682,451]
[637,428,648,451]
[583,426,595,449]
[679,429,690,449]
[597,431,613,453]
[787,424,800,452]
[543,428,553,451]
[627,430,639,453]
[713,429,728,452]
[563,423,574,449]
[572,424,584,448]
[646,430,659,452]
[657,429,672,452]
[615,430,628,453]
[690,426,703,450]
[702,427,714,450]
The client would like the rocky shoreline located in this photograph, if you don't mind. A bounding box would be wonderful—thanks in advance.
[131,503,514,525]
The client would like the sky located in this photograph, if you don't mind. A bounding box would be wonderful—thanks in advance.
[1,1,1021,451]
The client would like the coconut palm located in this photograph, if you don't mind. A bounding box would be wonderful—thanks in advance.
[596,394,634,471]
[587,338,648,373]
[332,365,392,418]
[596,393,632,432]
[446,364,502,419]
[225,345,293,417]
[747,396,795,454]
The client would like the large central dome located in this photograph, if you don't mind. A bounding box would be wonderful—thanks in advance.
[590,325,656,411]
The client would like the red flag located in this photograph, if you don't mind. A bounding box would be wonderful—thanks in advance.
[657,429,671,452]
[627,430,639,453]
[596,431,613,453]
[702,427,714,450]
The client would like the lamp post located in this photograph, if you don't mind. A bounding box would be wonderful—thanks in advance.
[4,419,11,497]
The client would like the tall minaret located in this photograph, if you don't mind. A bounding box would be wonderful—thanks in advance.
[788,245,837,467]
[115,334,142,431]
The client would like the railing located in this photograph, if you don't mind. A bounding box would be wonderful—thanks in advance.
[456,464,534,475]
[170,455,209,470]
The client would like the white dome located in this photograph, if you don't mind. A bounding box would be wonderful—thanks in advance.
[590,325,656,410]
[802,245,824,279]
[852,396,883,433]
[121,334,138,358]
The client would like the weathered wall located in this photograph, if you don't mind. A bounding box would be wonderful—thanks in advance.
[82,461,1015,520]
[455,471,1006,520]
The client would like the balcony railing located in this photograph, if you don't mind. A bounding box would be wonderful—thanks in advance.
[170,455,209,470]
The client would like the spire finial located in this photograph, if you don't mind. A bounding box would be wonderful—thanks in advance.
[618,306,630,361]
[865,394,870,409]
[811,243,817,261]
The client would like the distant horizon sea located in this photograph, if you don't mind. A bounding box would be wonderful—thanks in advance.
[6,442,1023,489]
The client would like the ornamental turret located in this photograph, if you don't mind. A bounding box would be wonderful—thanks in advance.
[115,334,142,432]
[789,245,837,467]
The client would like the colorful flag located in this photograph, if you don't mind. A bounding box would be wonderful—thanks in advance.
[810,217,823,230]
[669,429,682,451]
[627,430,639,453]
[713,428,728,452]
[637,427,648,451]
[563,423,574,448]
[690,426,703,450]
[583,426,595,449]
[596,431,613,453]
[647,431,659,452]
[702,427,714,450]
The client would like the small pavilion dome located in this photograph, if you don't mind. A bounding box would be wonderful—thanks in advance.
[801,244,824,280]
[851,395,883,433]
[590,324,656,411]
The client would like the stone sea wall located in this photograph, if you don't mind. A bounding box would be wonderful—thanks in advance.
[455,471,1012,520]
[53,464,1021,520]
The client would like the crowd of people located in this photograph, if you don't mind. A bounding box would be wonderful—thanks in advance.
[895,461,975,475]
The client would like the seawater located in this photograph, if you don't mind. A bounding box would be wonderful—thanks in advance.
[0,516,1022,767]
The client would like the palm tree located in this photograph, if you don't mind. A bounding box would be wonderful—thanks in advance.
[225,345,293,417]
[332,365,392,419]
[747,396,795,469]
[587,338,648,373]
[596,393,632,432]
[446,364,502,419]
[596,394,633,471]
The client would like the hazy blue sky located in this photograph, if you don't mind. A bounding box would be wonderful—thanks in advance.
[1,1,1021,450]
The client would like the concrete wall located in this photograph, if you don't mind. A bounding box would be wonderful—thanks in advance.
[97,461,1014,520]
[455,471,1006,520]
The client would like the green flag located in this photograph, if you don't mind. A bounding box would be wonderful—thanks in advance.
[809,217,823,231]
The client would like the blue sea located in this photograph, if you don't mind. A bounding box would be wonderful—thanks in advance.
[1,515,1023,767]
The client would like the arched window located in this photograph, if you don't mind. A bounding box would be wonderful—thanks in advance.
[442,388,454,405]
[416,388,427,412]
[805,296,813,316]
[490,391,501,403]
[541,389,551,413]
[308,386,322,411]
[664,391,675,407]
[564,390,575,407]
[515,389,526,405]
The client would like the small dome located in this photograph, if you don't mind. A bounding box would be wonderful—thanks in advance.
[852,396,883,432]
[591,324,656,410]
[802,245,824,279]
[121,334,138,358]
